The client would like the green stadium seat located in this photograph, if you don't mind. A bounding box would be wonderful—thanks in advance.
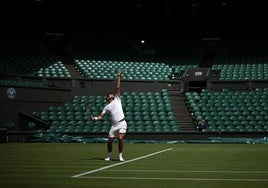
[28,122,36,130]
[6,122,15,130]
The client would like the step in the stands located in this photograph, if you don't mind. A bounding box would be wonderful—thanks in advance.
[177,120,193,123]
[170,97,185,101]
[176,110,191,113]
[178,122,194,125]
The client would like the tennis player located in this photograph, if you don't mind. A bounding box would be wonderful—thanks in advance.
[91,70,127,162]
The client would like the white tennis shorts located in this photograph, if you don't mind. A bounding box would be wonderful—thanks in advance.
[108,120,127,138]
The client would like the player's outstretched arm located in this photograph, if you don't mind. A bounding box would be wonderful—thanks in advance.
[92,113,105,121]
[116,70,123,96]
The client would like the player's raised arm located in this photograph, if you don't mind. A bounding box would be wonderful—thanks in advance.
[116,70,123,96]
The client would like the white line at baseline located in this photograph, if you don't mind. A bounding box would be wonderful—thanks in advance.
[105,169,268,174]
[79,176,268,182]
[72,148,173,178]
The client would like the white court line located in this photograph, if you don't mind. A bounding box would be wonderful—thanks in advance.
[72,148,173,178]
[105,169,268,174]
[79,176,268,182]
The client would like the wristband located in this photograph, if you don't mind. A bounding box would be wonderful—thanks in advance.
[94,117,98,120]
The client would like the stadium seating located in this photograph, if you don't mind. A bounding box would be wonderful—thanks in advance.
[212,56,268,80]
[5,122,15,131]
[28,122,36,130]
[0,55,71,78]
[2,51,267,135]
[169,56,200,75]
[74,59,171,80]
[186,88,268,132]
[73,57,200,81]
[32,89,180,133]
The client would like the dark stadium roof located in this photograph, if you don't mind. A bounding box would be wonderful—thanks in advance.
[1,0,268,39]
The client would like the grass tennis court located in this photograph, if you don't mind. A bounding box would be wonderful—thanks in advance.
[1,143,268,188]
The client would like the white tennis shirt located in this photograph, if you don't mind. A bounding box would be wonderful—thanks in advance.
[102,95,125,125]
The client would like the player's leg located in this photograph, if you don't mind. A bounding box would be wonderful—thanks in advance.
[118,133,125,161]
[118,121,127,162]
[118,133,125,153]
[105,126,116,161]
[107,137,114,152]
[105,137,114,161]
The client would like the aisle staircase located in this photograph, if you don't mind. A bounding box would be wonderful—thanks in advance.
[58,56,81,77]
[64,64,81,77]
[168,89,196,132]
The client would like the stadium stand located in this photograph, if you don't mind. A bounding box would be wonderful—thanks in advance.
[1,21,268,142]
[32,89,179,133]
[0,54,71,78]
[212,56,268,80]
[186,88,268,132]
[1,49,268,142]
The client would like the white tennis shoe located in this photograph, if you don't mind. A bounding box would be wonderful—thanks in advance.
[119,157,125,162]
[104,156,111,161]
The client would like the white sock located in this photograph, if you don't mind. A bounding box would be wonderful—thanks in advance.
[119,153,123,158]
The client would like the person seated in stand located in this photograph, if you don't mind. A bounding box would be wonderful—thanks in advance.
[197,118,208,131]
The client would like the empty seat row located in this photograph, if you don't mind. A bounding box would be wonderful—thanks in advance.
[186,88,268,132]
[0,55,71,78]
[74,60,171,80]
[33,89,180,133]
[212,56,268,80]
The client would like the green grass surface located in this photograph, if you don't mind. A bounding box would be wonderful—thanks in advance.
[1,143,268,188]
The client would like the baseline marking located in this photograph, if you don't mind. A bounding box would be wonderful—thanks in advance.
[80,176,268,182]
[105,169,268,174]
[72,148,173,178]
